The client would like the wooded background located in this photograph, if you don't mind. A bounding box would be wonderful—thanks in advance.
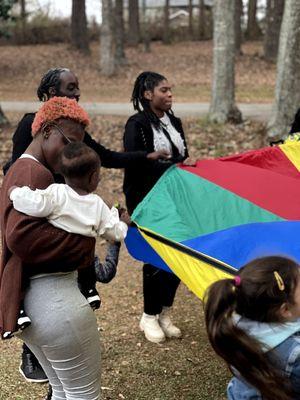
[0,0,298,140]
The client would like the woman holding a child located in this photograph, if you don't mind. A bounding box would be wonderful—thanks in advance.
[0,97,101,399]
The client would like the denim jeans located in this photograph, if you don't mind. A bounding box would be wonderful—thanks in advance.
[227,332,300,400]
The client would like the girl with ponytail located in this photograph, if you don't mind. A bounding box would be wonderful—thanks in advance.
[204,256,300,400]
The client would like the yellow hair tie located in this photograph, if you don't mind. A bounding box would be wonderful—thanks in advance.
[274,271,285,291]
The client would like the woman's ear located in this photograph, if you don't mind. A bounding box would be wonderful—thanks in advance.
[144,90,153,101]
[41,124,51,139]
[49,86,56,97]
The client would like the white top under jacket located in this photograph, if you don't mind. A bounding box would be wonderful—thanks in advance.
[152,113,186,157]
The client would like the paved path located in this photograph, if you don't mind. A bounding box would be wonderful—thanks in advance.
[0,101,273,122]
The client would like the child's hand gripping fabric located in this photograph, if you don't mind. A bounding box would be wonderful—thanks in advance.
[114,203,132,226]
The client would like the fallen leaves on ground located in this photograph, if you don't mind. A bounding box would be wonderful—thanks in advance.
[0,41,275,103]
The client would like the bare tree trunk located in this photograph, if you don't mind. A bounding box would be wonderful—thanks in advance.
[246,0,261,39]
[115,0,127,65]
[235,0,243,54]
[71,0,90,54]
[0,106,9,126]
[100,0,115,76]
[128,0,140,46]
[141,0,151,52]
[198,0,205,40]
[268,1,300,139]
[209,0,242,123]
[20,0,26,40]
[188,0,193,39]
[263,0,285,61]
[163,0,171,44]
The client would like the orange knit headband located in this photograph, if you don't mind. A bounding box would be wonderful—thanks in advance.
[32,96,90,136]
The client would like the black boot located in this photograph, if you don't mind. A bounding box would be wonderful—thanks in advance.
[19,343,48,383]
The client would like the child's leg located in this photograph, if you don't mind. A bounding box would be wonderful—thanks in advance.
[17,272,31,331]
[17,299,31,331]
[78,262,101,310]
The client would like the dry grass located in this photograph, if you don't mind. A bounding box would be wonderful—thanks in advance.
[0,41,275,103]
[0,113,266,400]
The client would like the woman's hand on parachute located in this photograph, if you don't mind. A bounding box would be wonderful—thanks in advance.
[182,157,197,166]
[146,150,171,161]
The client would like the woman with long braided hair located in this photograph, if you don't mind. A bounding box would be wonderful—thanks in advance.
[123,71,195,343]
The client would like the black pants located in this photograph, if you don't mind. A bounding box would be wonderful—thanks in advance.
[77,264,96,292]
[143,264,180,315]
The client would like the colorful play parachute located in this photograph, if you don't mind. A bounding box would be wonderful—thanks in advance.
[125,139,300,300]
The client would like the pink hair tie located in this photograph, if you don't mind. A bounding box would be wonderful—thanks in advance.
[234,276,241,286]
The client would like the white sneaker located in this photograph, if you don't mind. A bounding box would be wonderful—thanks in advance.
[158,307,182,338]
[139,313,166,343]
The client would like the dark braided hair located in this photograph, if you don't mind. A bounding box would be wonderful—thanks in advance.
[131,71,172,129]
[37,68,70,102]
[290,108,300,134]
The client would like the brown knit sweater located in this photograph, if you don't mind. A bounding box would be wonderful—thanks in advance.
[0,157,95,336]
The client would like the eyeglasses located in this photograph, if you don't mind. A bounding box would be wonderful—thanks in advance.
[47,123,72,144]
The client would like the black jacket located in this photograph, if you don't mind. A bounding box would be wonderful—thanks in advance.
[290,108,300,134]
[123,111,189,214]
[3,113,148,175]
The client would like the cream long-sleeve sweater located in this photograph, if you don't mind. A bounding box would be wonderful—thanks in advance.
[10,184,128,241]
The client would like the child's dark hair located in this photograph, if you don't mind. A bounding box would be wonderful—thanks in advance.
[131,71,171,128]
[204,256,300,400]
[60,142,100,179]
[37,68,69,102]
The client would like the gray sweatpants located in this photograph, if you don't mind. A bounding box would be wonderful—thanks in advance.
[20,271,101,400]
